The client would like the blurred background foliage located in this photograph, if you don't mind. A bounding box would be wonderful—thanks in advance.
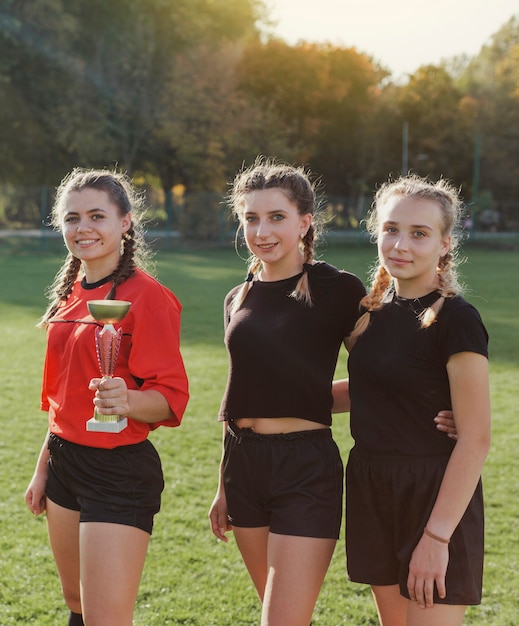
[0,1,518,238]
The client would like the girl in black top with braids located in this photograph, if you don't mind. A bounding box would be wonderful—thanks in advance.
[25,168,188,626]
[209,158,366,625]
[343,175,490,626]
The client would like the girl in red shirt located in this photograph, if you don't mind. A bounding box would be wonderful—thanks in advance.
[25,168,189,626]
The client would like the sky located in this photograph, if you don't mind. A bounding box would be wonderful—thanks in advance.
[266,0,518,79]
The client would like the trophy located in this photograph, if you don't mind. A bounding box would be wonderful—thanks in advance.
[86,300,131,432]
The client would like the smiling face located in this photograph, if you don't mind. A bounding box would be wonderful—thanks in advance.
[377,196,451,298]
[60,188,131,282]
[241,188,312,280]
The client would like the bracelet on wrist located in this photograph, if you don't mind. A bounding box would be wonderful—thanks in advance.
[423,526,450,544]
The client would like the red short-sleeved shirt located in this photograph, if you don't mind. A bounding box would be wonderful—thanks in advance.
[41,269,189,448]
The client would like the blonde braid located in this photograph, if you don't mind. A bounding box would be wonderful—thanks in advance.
[420,252,460,327]
[349,265,391,341]
[437,252,460,297]
[363,265,392,312]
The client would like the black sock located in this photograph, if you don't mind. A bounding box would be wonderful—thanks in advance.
[68,612,84,626]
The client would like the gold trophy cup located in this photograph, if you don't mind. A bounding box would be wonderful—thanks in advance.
[86,300,131,433]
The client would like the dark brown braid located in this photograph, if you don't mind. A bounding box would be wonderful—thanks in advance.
[105,228,138,300]
[302,224,316,264]
[291,223,316,306]
[229,256,261,315]
[39,254,82,326]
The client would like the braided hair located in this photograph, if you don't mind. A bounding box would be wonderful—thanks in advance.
[350,174,464,340]
[39,168,151,327]
[229,157,322,316]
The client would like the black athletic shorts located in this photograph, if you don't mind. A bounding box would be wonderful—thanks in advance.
[223,422,343,539]
[46,433,164,535]
[345,445,484,605]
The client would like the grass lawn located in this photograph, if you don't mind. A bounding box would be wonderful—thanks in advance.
[0,237,517,625]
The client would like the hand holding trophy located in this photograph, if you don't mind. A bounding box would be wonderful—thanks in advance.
[87,300,131,432]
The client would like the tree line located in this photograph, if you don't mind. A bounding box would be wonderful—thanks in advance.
[1,0,518,235]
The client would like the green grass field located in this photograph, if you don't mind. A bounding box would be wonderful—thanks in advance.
[0,238,517,625]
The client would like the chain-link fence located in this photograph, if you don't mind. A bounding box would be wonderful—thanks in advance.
[0,185,374,240]
[1,185,517,248]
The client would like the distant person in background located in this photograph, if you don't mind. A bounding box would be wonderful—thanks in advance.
[342,174,491,626]
[24,169,189,626]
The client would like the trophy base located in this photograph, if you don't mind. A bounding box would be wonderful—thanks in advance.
[86,417,128,433]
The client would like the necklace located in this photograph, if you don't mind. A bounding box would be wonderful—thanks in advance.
[393,290,441,318]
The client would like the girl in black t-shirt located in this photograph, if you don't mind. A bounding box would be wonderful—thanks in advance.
[343,174,491,626]
[209,158,367,625]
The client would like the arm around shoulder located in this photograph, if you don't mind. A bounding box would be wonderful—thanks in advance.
[332,378,350,413]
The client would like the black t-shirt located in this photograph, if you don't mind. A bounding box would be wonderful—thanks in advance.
[219,262,366,425]
[348,290,489,455]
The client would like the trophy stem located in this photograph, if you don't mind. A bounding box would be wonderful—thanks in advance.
[86,300,131,433]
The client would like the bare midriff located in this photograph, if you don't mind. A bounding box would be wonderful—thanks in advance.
[234,417,328,434]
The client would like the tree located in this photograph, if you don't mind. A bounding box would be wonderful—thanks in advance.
[0,0,265,183]
[236,39,386,195]
[0,0,80,184]
[459,16,519,224]
[397,65,472,186]
[308,45,387,195]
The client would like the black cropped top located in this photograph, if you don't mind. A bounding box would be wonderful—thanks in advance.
[218,262,366,425]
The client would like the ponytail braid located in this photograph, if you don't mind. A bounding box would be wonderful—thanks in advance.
[39,254,82,327]
[349,265,391,341]
[229,255,262,316]
[106,229,138,300]
[420,251,461,327]
[291,223,316,306]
